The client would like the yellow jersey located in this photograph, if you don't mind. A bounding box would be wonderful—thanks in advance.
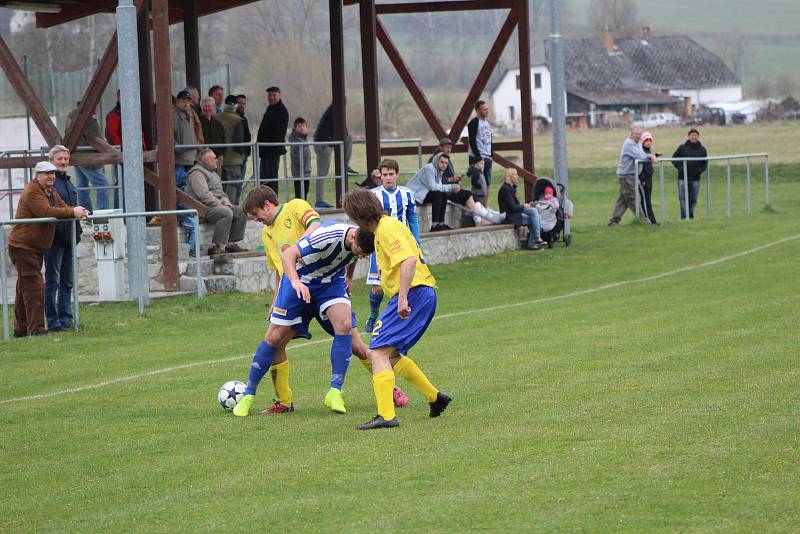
[262,199,320,275]
[374,215,435,299]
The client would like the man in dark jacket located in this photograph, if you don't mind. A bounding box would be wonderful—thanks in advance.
[199,97,226,160]
[497,169,544,250]
[672,128,708,219]
[313,102,354,208]
[9,161,89,337]
[43,146,83,332]
[236,94,252,183]
[257,86,289,194]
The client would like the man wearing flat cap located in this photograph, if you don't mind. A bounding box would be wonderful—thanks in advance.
[8,161,89,337]
[257,86,289,194]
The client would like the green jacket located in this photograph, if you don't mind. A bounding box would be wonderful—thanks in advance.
[215,105,245,166]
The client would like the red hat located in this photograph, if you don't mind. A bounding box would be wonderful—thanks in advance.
[544,185,555,195]
[641,131,653,143]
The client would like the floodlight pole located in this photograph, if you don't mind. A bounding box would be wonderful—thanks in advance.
[549,0,568,193]
[117,0,148,304]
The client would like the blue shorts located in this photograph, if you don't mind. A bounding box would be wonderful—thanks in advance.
[369,285,436,355]
[366,252,381,286]
[271,276,356,340]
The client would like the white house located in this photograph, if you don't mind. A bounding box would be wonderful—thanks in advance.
[491,29,743,129]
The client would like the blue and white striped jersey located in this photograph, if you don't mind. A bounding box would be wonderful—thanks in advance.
[371,185,420,242]
[294,222,358,285]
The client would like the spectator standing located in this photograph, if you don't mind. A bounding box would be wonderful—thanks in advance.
[172,90,199,254]
[468,159,488,205]
[66,101,109,212]
[8,161,89,337]
[609,127,656,226]
[288,117,312,200]
[638,131,659,224]
[43,146,83,332]
[199,97,226,161]
[257,86,289,194]
[313,102,354,208]
[672,128,708,220]
[236,94,252,184]
[183,86,204,144]
[216,95,247,204]
[208,85,224,113]
[498,168,545,250]
[104,90,127,209]
[184,148,248,256]
[184,85,201,115]
[467,100,493,205]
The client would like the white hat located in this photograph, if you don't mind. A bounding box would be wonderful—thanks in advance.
[33,161,57,173]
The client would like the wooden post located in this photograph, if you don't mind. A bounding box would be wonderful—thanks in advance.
[330,0,348,206]
[360,0,381,177]
[183,0,201,91]
[517,0,535,201]
[138,0,159,211]
[152,0,180,290]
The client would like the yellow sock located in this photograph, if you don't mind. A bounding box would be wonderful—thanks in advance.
[270,360,293,407]
[372,370,396,420]
[359,357,373,374]
[394,356,438,402]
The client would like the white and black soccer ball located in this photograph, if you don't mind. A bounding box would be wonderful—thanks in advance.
[218,380,246,410]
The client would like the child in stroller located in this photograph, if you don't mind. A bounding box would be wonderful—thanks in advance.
[533,177,573,247]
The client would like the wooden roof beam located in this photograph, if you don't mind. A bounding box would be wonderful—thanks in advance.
[376,1,515,15]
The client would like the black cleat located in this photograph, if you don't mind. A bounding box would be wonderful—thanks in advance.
[357,415,399,430]
[429,392,451,417]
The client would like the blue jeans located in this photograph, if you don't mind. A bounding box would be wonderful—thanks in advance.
[44,242,74,329]
[678,179,700,219]
[175,165,196,252]
[521,207,542,245]
[74,166,109,212]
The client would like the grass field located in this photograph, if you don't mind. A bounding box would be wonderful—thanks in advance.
[2,150,799,530]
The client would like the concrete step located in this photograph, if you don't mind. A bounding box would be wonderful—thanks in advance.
[183,255,235,276]
[179,274,237,294]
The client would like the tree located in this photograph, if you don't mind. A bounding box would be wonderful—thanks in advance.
[588,0,641,39]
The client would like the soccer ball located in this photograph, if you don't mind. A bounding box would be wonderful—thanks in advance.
[218,380,246,410]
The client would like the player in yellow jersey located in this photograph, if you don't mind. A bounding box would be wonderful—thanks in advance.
[342,189,451,429]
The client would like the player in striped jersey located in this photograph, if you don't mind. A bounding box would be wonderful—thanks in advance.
[365,159,419,347]
[234,221,374,416]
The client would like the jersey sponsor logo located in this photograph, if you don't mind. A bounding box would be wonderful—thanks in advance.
[273,307,287,316]
[389,239,403,253]
[283,219,292,228]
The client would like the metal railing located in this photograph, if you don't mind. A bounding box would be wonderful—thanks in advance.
[1,208,203,342]
[634,153,769,221]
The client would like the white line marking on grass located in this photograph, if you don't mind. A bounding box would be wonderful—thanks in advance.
[6,233,799,404]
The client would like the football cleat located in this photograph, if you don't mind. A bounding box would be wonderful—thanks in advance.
[428,392,451,417]
[232,394,255,417]
[323,387,347,414]
[365,313,378,333]
[357,415,400,430]
[393,386,410,408]
[261,401,295,415]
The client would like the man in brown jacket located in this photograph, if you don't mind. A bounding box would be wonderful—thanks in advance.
[9,161,89,337]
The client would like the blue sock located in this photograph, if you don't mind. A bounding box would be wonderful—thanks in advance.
[244,341,277,395]
[330,335,352,390]
[369,291,384,315]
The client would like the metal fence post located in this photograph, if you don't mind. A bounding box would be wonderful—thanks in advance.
[138,215,145,317]
[634,161,640,218]
[682,160,689,220]
[659,161,665,223]
[339,141,346,206]
[194,212,204,300]
[283,153,290,202]
[1,225,8,341]
[416,139,422,170]
[764,155,770,207]
[253,142,260,188]
[745,156,751,213]
[726,159,732,218]
[70,221,80,332]
[706,161,711,218]
[299,143,306,200]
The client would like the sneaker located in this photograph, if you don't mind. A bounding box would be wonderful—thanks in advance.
[357,415,400,430]
[608,221,620,227]
[261,401,295,415]
[315,200,333,209]
[393,386,410,408]
[365,313,378,333]
[534,237,546,245]
[233,394,255,417]
[323,387,346,414]
[347,166,359,175]
[524,242,543,251]
[429,391,451,417]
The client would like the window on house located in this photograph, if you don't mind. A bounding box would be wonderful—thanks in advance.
[509,106,516,121]
[547,104,552,117]
[515,75,520,90]
[534,73,542,89]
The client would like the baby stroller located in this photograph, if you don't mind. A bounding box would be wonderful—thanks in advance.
[533,176,573,247]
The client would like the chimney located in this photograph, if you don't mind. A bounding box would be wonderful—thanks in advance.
[602,26,618,53]
[641,26,651,43]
